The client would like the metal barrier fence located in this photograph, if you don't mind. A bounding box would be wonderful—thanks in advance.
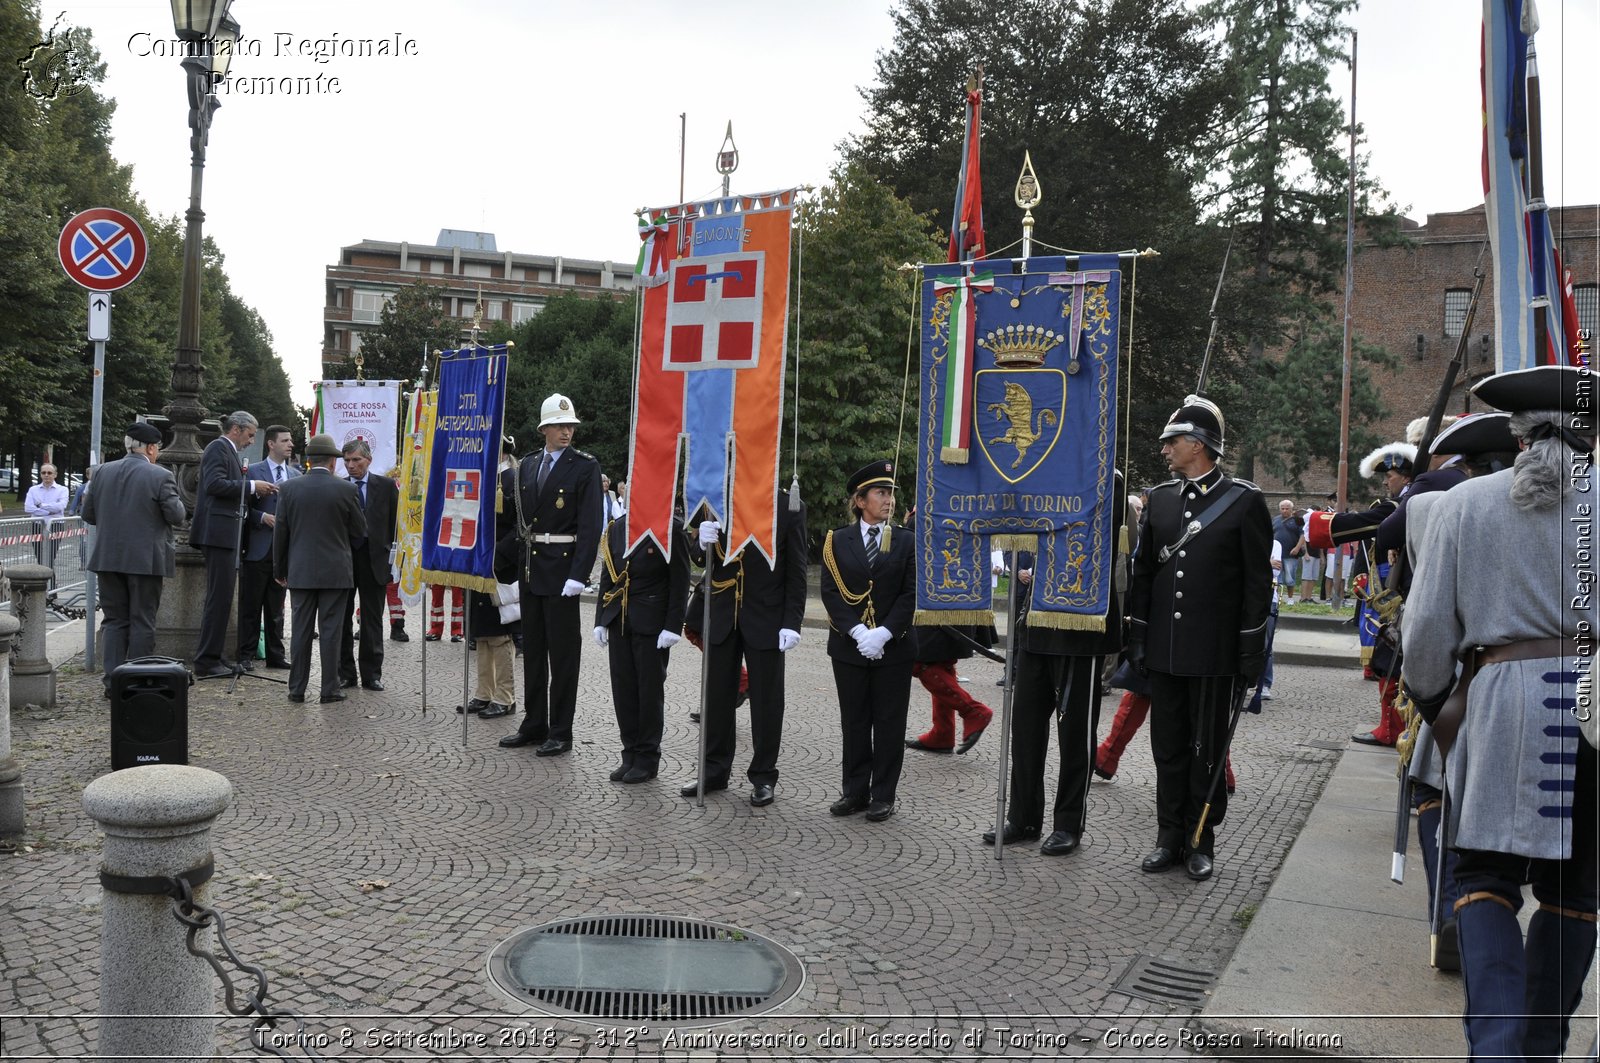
[0,515,90,614]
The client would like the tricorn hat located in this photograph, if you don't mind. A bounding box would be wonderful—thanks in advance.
[538,393,580,428]
[1159,395,1226,456]
[847,460,896,497]
[1358,442,1417,479]
[1428,412,1518,457]
[304,433,341,459]
[1471,365,1599,432]
[125,422,161,445]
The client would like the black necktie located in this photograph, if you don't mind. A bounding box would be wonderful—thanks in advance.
[355,479,366,509]
[537,452,554,494]
[866,524,880,569]
[274,465,283,484]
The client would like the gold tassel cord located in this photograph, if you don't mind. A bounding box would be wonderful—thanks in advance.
[822,530,876,630]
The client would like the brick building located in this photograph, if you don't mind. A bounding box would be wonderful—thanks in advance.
[322,229,634,372]
[1253,203,1598,501]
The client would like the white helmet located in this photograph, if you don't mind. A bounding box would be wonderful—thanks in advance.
[538,393,580,428]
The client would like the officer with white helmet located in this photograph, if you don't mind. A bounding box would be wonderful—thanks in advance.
[495,394,603,756]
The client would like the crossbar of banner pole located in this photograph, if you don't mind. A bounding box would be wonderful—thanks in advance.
[920,247,1159,272]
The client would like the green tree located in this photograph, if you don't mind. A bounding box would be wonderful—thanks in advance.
[345,281,459,385]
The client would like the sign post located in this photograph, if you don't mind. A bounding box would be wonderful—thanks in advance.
[59,207,147,670]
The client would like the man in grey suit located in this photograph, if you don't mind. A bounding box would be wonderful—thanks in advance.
[273,433,365,704]
[82,423,187,694]
[337,439,399,691]
[191,410,276,676]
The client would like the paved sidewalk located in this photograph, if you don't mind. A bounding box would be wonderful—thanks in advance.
[3,590,1583,1060]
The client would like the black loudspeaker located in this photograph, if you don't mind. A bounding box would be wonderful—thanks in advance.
[110,659,190,771]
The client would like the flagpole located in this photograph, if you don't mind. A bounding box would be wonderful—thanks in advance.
[1337,30,1356,512]
[1523,31,1552,363]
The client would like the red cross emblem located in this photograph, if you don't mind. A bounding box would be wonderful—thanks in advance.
[664,251,766,370]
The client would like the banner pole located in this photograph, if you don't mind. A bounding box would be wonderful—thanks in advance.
[694,563,713,809]
[993,556,1018,861]
[420,583,428,715]
[461,595,472,748]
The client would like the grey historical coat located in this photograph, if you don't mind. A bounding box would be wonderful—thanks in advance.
[1403,467,1594,859]
[82,454,187,576]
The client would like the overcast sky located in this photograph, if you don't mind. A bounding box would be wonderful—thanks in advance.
[40,1,1600,409]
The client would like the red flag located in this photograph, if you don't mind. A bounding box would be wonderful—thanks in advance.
[948,69,985,263]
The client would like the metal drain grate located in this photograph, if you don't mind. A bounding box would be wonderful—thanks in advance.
[488,914,805,1026]
[1110,955,1216,1005]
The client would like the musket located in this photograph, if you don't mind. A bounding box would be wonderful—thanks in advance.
[1193,227,1235,398]
[1414,250,1487,458]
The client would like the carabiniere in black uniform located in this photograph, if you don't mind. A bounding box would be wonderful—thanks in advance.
[1128,396,1271,882]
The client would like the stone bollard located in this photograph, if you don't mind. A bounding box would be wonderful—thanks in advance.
[83,765,233,1063]
[6,563,57,708]
[0,613,24,836]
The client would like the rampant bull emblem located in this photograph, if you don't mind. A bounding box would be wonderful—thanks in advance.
[973,370,1065,483]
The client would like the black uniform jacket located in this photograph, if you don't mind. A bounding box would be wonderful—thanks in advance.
[495,447,603,595]
[1128,467,1272,677]
[595,517,690,638]
[820,520,916,667]
[689,491,808,649]
[1014,472,1126,658]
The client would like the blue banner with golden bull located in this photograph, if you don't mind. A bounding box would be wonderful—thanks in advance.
[914,254,1120,630]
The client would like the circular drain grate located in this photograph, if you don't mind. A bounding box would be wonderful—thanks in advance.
[488,914,805,1027]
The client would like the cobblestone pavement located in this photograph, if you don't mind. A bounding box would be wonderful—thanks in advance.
[2,623,1377,1061]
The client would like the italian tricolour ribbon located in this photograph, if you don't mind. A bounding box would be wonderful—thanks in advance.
[932,269,995,463]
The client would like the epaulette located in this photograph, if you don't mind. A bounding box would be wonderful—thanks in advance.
[1149,478,1181,492]
[569,447,597,463]
[1229,477,1261,491]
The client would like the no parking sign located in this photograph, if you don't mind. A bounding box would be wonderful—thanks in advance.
[58,207,147,291]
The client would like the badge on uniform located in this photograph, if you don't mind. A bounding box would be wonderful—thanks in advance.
[556,495,565,509]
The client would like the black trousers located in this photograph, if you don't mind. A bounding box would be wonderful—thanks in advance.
[703,632,784,786]
[1010,650,1103,834]
[98,571,162,691]
[194,544,237,670]
[608,628,668,771]
[1147,671,1237,856]
[833,658,913,805]
[339,547,386,683]
[515,591,581,744]
[237,556,286,664]
[288,588,349,699]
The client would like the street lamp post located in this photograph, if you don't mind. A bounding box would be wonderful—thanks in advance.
[161,0,237,498]
[152,0,237,659]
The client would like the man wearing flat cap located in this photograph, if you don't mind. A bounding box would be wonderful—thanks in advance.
[1127,395,1271,882]
[1404,364,1599,1060]
[82,423,187,693]
[273,433,366,704]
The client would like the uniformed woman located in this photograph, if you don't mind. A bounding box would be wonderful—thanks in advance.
[820,461,917,822]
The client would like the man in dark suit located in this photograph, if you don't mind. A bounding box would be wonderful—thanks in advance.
[190,410,275,676]
[82,423,187,693]
[337,439,399,691]
[820,460,916,822]
[496,394,603,756]
[682,486,808,806]
[273,433,365,704]
[1128,396,1272,882]
[594,515,690,782]
[238,425,298,669]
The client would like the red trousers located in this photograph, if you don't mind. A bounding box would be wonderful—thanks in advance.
[1096,689,1235,790]
[911,660,993,748]
[428,585,463,637]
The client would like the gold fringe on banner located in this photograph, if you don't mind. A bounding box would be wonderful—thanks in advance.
[914,608,995,627]
[1027,611,1106,632]
[990,533,1037,552]
[420,570,499,595]
[940,446,969,464]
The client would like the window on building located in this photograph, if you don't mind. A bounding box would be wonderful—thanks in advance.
[352,290,391,324]
[427,259,444,274]
[1444,288,1472,338]
[349,330,362,354]
[512,302,542,323]
[484,300,503,321]
[462,262,491,278]
[1576,283,1598,347]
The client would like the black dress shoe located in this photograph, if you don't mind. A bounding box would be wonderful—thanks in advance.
[864,800,896,822]
[339,677,358,689]
[981,823,1041,846]
[1141,846,1180,873]
[457,698,490,715]
[424,632,442,642]
[193,665,231,679]
[319,692,347,704]
[749,783,775,807]
[609,764,631,782]
[830,795,869,816]
[904,737,954,753]
[499,733,539,748]
[478,701,512,719]
[361,679,385,691]
[389,623,409,642]
[265,658,291,670]
[955,726,988,755]
[236,658,256,672]
[622,766,656,784]
[535,739,570,756]
[1040,830,1080,856]
[680,779,728,797]
[287,693,306,703]
[1185,852,1214,881]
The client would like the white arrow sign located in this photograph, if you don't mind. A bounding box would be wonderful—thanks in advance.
[88,292,110,342]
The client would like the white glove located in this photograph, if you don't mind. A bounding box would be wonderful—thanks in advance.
[849,624,869,643]
[697,520,722,547]
[562,579,586,597]
[656,631,681,650]
[860,627,893,659]
[777,628,801,653]
[593,626,609,648]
